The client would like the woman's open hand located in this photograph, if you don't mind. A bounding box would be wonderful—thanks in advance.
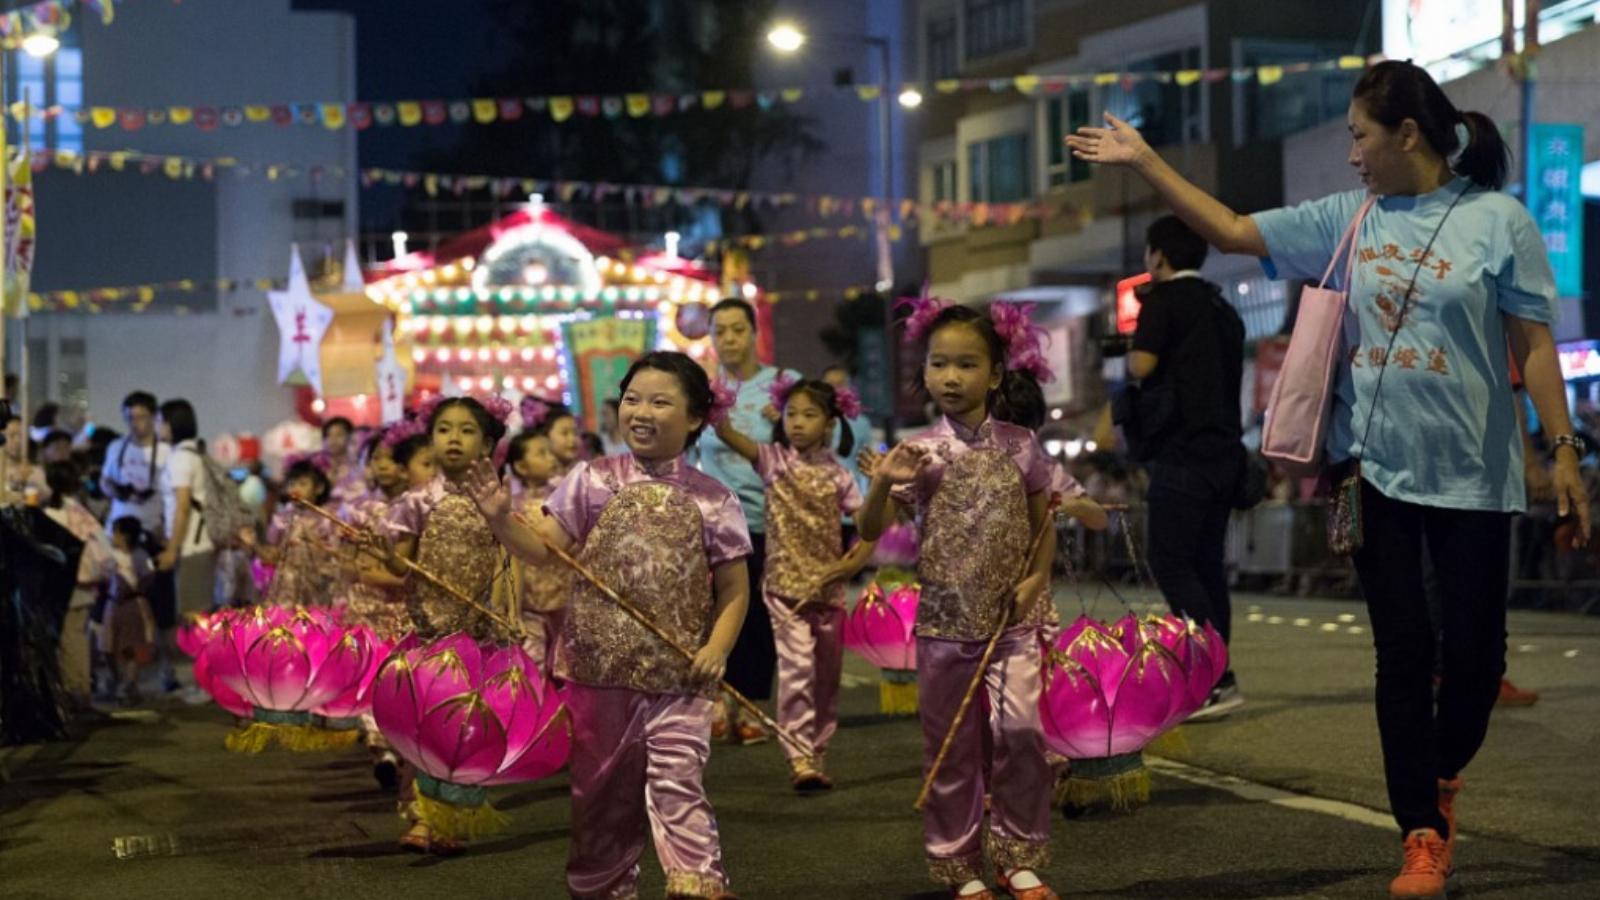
[1064,112,1150,167]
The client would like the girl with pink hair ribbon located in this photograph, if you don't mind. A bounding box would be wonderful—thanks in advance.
[466,351,752,900]
[710,373,877,792]
[857,295,1061,900]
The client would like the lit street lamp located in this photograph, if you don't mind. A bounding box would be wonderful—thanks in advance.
[21,32,60,58]
[764,20,901,439]
[766,23,806,53]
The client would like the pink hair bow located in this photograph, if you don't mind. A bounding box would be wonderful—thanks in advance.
[989,301,1055,384]
[708,379,737,427]
[895,282,951,345]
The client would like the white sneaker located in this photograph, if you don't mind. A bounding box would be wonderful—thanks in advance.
[1187,683,1244,722]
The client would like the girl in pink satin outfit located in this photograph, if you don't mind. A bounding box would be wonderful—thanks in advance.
[470,351,751,900]
[711,376,875,792]
[502,423,568,674]
[857,304,1061,900]
[376,395,514,856]
[239,458,339,608]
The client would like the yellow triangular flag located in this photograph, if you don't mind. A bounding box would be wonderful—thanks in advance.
[855,86,882,101]
[472,99,497,123]
[935,79,961,94]
[1338,55,1367,70]
[1013,75,1040,94]
[780,88,804,103]
[1175,70,1201,86]
[625,94,651,117]
[1257,66,1284,85]
[245,105,272,122]
[702,91,725,109]
[163,157,185,179]
[169,107,194,125]
[91,107,117,129]
[320,103,346,129]
[398,102,422,126]
[549,97,574,122]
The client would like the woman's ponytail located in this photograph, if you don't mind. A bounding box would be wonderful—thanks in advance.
[1453,109,1509,191]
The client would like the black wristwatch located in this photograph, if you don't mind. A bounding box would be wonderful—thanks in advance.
[1550,434,1586,459]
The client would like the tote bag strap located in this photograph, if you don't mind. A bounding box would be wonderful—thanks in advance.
[1315,195,1377,291]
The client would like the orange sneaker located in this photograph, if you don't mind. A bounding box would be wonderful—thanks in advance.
[1389,829,1449,899]
[1496,678,1539,707]
[1437,777,1463,875]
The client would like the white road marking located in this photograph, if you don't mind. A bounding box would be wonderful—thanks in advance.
[1564,649,1581,658]
[1293,617,1312,627]
[1146,756,1428,835]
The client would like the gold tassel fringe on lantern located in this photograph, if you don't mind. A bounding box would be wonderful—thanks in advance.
[879,668,918,715]
[1055,752,1152,813]
[411,787,510,841]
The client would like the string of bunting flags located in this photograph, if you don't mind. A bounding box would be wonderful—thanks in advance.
[0,0,116,49]
[27,54,1381,132]
[706,224,904,252]
[28,276,285,314]
[26,147,1073,228]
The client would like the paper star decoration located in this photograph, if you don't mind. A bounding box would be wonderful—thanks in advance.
[375,319,407,424]
[267,245,335,396]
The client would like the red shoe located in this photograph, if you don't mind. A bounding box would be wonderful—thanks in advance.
[1389,829,1448,899]
[734,721,770,745]
[996,870,1059,900]
[1497,677,1539,707]
[1437,777,1463,875]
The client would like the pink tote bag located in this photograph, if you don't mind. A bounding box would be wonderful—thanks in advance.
[1260,196,1375,476]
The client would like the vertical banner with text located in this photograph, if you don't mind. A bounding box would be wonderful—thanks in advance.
[1528,123,1584,299]
[561,316,658,432]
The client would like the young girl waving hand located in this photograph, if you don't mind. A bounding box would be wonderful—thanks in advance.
[470,351,751,900]
[857,302,1059,900]
[712,375,874,792]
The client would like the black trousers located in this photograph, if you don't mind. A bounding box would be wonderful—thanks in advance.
[1351,481,1511,837]
[725,531,774,702]
[1146,464,1235,655]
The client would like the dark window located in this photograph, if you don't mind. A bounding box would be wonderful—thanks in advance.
[1045,90,1091,187]
[968,134,1029,203]
[1235,40,1359,145]
[927,16,958,79]
[1102,47,1203,149]
[964,0,1026,61]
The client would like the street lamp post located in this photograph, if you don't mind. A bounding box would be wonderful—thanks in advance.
[767,22,901,441]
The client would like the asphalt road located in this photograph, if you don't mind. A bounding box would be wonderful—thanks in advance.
[3,590,1597,899]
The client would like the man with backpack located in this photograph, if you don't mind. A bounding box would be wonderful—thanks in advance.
[1125,215,1249,719]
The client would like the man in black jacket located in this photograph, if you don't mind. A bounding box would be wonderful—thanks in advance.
[1128,215,1246,718]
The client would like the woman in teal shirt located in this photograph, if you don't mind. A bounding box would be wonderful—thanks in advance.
[1068,61,1589,899]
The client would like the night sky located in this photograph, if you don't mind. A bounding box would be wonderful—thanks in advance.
[293,0,515,224]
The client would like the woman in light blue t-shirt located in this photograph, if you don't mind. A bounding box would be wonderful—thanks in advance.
[1068,61,1589,898]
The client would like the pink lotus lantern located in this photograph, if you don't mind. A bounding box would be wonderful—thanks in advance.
[843,581,920,715]
[179,609,253,719]
[205,606,375,753]
[371,633,571,840]
[311,625,393,734]
[1040,612,1224,811]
